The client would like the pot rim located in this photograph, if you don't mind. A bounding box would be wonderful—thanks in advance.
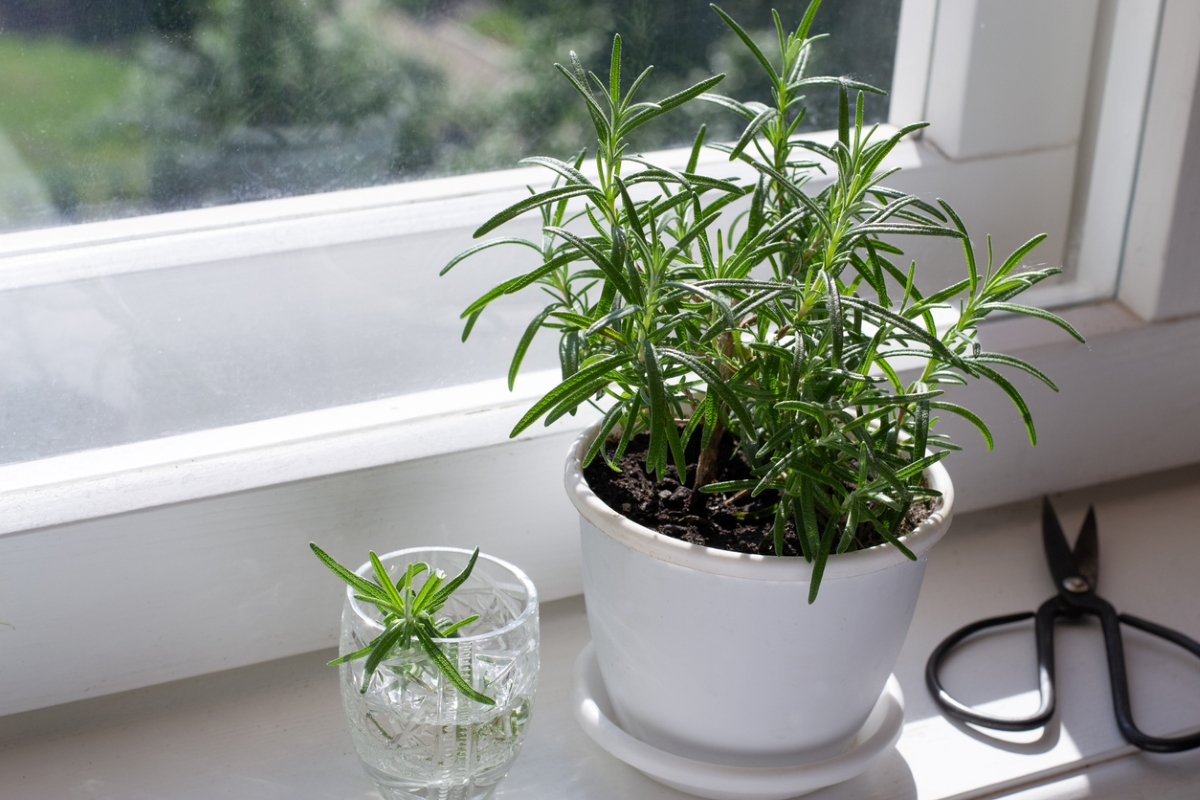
[347,546,539,642]
[565,421,954,582]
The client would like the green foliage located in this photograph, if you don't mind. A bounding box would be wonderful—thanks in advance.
[310,543,494,705]
[445,2,1082,601]
[133,0,400,133]
[146,0,210,37]
[112,0,441,207]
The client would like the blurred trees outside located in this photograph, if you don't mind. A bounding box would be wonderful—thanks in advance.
[0,0,900,231]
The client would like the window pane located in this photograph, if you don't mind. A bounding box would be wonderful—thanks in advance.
[0,0,900,234]
[0,232,558,465]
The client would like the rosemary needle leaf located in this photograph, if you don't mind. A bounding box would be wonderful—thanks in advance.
[310,543,388,601]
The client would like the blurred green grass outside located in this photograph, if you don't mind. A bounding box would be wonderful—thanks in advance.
[0,34,147,214]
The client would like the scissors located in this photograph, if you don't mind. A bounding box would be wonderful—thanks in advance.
[925,498,1200,753]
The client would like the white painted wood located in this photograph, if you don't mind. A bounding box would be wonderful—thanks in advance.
[2,470,1199,799]
[924,1,1099,160]
[1156,79,1200,320]
[1118,0,1200,321]
[973,299,1140,355]
[0,126,993,295]
[885,142,1079,293]
[0,427,591,717]
[0,369,583,536]
[1070,0,1163,296]
[889,0,941,127]
[934,310,1200,513]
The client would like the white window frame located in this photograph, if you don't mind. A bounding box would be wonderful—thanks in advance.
[2,0,1199,716]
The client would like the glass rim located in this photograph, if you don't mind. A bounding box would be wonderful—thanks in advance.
[347,546,538,644]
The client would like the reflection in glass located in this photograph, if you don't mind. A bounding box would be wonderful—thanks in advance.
[0,0,900,232]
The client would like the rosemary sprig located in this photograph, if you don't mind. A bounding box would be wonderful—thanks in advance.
[311,544,494,705]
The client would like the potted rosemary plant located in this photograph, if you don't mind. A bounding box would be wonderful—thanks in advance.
[443,0,1081,775]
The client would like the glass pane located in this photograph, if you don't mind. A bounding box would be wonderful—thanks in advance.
[0,227,561,465]
[0,0,901,234]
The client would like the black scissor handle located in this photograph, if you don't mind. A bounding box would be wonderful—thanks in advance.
[926,596,1200,752]
[1097,609,1200,753]
[925,600,1059,732]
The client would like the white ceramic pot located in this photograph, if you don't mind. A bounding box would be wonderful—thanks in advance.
[564,422,954,767]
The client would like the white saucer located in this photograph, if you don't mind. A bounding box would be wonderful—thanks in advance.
[571,642,905,800]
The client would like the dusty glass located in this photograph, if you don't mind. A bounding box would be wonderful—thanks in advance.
[339,547,539,800]
[0,0,900,233]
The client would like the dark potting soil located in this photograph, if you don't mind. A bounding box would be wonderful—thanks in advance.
[583,431,936,557]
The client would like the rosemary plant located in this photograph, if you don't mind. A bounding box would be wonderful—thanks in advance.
[310,543,494,705]
[443,2,1082,601]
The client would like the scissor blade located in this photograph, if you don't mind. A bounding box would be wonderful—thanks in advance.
[1073,506,1100,590]
[1042,498,1082,588]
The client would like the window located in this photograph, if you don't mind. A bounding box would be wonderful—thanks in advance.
[1,0,1199,716]
[0,0,901,232]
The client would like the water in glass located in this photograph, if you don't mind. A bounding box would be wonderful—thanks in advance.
[339,549,538,800]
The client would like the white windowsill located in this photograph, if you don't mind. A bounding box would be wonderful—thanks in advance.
[3,465,1198,799]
